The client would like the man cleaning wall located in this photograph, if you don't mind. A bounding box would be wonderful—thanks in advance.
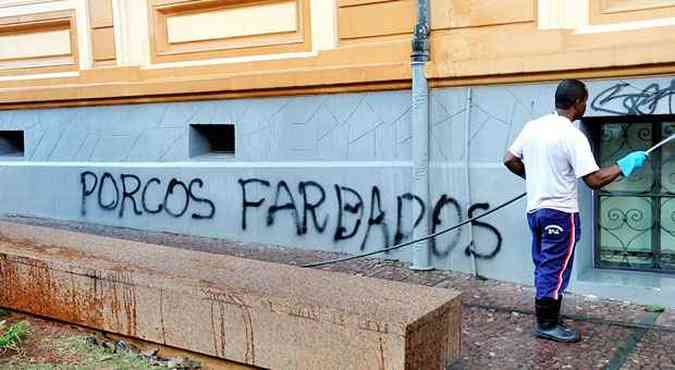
[503,79,648,343]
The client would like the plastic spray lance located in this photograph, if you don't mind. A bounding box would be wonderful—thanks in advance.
[646,134,675,155]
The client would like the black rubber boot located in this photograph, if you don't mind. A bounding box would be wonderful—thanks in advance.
[535,298,581,343]
[554,297,581,341]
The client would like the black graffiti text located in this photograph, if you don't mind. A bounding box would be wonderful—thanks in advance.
[238,177,503,259]
[80,171,215,219]
[591,80,675,115]
[464,203,503,259]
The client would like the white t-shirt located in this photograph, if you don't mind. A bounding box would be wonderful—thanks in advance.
[509,113,599,213]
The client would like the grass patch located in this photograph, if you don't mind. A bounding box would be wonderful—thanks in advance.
[67,337,150,369]
[0,321,30,353]
[2,336,151,370]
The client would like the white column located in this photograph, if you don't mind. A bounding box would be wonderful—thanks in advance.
[113,0,151,67]
[538,0,588,30]
[75,0,92,69]
[310,0,337,51]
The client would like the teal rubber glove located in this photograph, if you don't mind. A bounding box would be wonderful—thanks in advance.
[616,151,648,177]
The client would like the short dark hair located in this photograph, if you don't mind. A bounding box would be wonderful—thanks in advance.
[555,79,588,109]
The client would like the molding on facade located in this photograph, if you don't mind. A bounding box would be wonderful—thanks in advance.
[6,61,675,110]
[2,0,675,106]
[147,0,312,64]
[0,9,79,76]
[0,0,65,9]
[591,0,675,24]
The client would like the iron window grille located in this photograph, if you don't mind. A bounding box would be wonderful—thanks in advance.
[586,115,675,274]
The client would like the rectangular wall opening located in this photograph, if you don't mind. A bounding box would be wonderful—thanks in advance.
[0,130,24,158]
[585,114,675,274]
[189,124,235,159]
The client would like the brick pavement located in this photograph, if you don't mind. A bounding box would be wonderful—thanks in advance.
[3,215,675,370]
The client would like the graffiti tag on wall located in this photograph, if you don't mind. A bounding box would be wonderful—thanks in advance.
[80,171,502,259]
[591,80,675,115]
[80,172,215,219]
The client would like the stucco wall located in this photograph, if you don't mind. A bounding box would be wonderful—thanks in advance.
[2,75,675,303]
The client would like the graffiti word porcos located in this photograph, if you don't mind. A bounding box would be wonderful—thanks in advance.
[80,172,215,219]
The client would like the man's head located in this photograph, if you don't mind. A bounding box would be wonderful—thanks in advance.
[555,79,588,121]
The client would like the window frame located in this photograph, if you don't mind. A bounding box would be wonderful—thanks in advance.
[585,114,675,274]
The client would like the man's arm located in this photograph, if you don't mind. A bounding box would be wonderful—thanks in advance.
[503,151,526,179]
[582,165,621,190]
[582,151,648,190]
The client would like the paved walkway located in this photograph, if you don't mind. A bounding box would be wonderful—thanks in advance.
[4,216,675,370]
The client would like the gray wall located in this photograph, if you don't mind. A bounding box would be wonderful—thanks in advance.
[2,76,675,305]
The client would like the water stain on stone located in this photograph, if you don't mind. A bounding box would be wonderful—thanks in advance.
[159,288,168,345]
[203,288,255,364]
[0,232,139,341]
[223,294,255,364]
[0,254,105,328]
[108,272,138,337]
[378,336,386,370]
[209,300,228,358]
[0,232,88,262]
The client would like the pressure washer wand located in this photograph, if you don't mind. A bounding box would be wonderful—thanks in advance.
[646,134,675,155]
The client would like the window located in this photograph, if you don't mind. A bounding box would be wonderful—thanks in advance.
[589,116,675,273]
[189,123,235,159]
[0,130,24,157]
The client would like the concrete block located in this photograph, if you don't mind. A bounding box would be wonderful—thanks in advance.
[0,221,462,369]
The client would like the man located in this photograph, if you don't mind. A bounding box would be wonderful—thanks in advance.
[503,79,648,343]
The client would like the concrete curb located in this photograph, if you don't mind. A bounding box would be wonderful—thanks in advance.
[0,221,462,369]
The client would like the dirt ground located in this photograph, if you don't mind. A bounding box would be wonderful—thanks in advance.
[0,310,152,370]
[0,309,251,370]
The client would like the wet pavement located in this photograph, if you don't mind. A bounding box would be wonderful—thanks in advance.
[3,215,675,370]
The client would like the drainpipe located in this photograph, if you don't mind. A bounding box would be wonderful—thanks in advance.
[410,0,433,271]
[464,88,478,278]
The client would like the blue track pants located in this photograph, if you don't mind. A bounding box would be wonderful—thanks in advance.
[527,208,580,300]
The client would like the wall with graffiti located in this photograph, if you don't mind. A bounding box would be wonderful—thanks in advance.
[0,76,672,285]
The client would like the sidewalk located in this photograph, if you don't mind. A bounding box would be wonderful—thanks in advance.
[4,215,675,370]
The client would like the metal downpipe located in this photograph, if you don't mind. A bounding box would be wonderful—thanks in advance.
[464,87,479,278]
[410,0,433,271]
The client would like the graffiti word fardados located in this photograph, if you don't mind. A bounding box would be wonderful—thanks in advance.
[238,177,503,259]
[80,171,215,219]
[238,179,396,251]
